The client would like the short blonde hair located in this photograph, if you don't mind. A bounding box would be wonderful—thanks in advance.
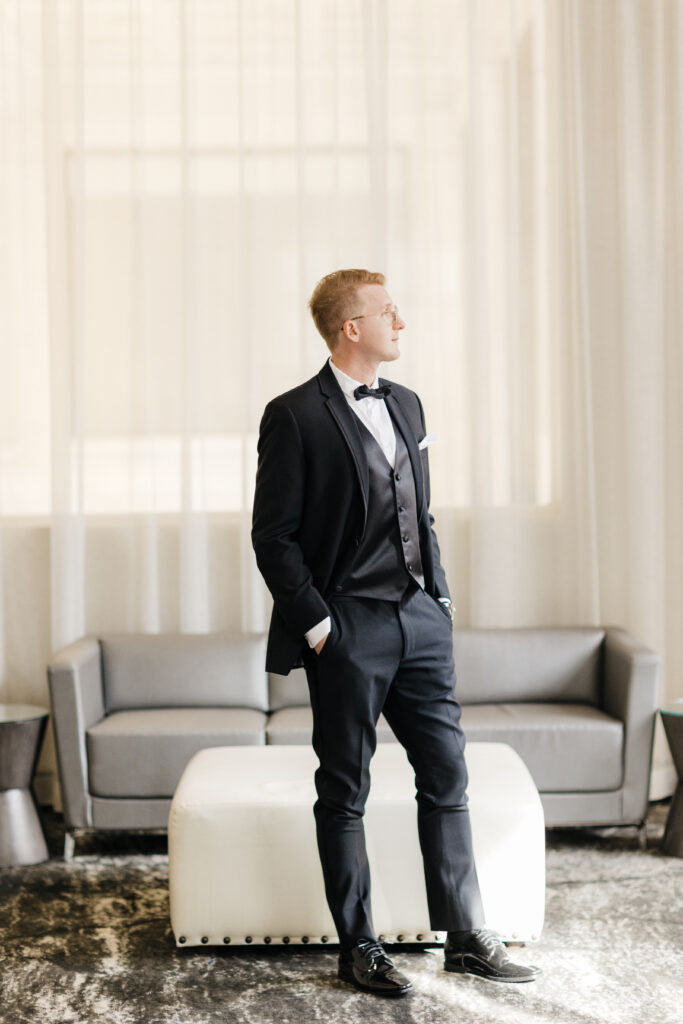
[308,269,385,350]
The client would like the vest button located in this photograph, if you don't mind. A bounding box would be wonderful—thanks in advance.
[407,563,413,572]
[354,538,360,548]
[335,585,343,592]
[398,505,405,513]
[395,473,401,481]
[402,535,409,543]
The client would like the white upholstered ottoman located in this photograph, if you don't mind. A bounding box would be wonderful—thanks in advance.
[168,742,545,947]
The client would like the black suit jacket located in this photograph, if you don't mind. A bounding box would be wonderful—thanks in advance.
[251,360,451,674]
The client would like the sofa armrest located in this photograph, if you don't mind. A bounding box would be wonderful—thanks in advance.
[603,627,660,822]
[47,637,104,829]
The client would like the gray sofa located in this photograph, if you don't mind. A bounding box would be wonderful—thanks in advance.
[48,627,659,856]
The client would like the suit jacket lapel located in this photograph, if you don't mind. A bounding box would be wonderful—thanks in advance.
[318,362,369,528]
[384,386,427,518]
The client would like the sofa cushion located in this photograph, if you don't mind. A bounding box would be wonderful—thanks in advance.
[266,707,396,745]
[268,668,309,711]
[270,631,606,711]
[460,703,623,792]
[454,629,605,705]
[100,633,268,713]
[87,708,267,798]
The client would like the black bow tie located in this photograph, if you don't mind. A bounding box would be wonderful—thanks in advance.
[353,383,392,401]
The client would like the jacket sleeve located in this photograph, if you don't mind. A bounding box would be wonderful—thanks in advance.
[416,394,451,602]
[251,399,330,638]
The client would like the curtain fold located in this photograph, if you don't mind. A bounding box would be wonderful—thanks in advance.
[0,0,681,798]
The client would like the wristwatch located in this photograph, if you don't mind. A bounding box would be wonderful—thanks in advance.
[438,597,455,624]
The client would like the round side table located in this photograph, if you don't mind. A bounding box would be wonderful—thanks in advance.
[0,704,49,867]
[660,701,683,858]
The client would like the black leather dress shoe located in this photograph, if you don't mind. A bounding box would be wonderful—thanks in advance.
[338,938,413,997]
[444,929,541,983]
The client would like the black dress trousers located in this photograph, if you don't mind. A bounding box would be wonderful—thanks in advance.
[302,583,485,946]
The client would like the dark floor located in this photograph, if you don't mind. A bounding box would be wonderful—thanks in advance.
[0,800,680,1024]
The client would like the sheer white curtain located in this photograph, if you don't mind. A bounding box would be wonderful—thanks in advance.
[1,0,681,799]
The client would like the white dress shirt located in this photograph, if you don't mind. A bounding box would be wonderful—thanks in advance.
[304,358,398,649]
[327,358,397,468]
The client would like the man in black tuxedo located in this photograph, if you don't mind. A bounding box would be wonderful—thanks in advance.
[252,269,539,996]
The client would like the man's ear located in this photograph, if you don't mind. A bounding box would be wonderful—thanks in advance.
[340,320,359,343]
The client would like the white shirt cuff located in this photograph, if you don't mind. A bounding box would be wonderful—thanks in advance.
[305,617,331,648]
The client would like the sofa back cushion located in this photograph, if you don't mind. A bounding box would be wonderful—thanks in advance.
[268,667,309,711]
[453,628,605,705]
[100,633,268,712]
[268,629,606,709]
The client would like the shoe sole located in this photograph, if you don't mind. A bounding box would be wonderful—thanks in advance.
[338,966,413,997]
[445,961,540,984]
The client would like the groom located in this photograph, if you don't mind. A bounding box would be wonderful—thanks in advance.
[251,269,540,995]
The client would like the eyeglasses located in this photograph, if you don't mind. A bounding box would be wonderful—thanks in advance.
[341,305,401,329]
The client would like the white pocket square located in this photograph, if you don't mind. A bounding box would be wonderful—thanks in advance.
[418,432,438,450]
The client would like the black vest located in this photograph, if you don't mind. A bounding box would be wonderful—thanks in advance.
[341,418,425,599]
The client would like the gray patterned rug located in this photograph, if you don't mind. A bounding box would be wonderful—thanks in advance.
[0,802,682,1024]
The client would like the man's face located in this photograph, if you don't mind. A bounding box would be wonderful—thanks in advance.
[345,283,406,364]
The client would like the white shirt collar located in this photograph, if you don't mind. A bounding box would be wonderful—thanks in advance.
[328,357,379,399]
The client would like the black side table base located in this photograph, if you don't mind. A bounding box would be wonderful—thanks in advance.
[661,708,683,859]
[0,788,49,866]
[662,783,683,858]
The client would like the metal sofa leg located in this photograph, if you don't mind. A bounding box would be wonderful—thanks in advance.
[64,831,76,861]
[636,822,648,851]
